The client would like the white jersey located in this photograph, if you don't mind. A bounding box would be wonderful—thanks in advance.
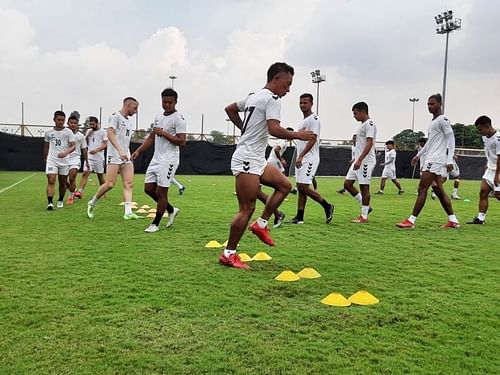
[267,140,288,164]
[296,113,321,161]
[44,128,75,165]
[69,132,87,159]
[86,128,107,161]
[483,131,500,170]
[151,111,187,163]
[351,145,355,160]
[354,119,377,164]
[106,111,133,159]
[419,114,454,164]
[233,88,281,162]
[384,149,396,169]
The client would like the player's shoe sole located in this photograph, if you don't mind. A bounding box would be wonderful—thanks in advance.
[351,216,368,223]
[87,203,95,219]
[47,203,54,211]
[441,221,460,229]
[466,217,485,225]
[396,219,415,229]
[249,221,275,246]
[325,204,334,224]
[123,213,144,220]
[144,224,160,233]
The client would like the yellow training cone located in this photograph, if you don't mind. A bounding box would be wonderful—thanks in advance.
[222,240,228,247]
[119,202,125,205]
[147,213,156,218]
[141,204,150,209]
[297,267,321,279]
[148,208,156,213]
[252,252,272,261]
[205,240,223,248]
[321,293,351,307]
[238,253,252,262]
[119,202,137,205]
[274,270,300,282]
[136,208,148,213]
[348,290,379,305]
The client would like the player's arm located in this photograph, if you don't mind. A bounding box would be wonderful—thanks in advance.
[106,127,127,160]
[153,128,186,146]
[225,102,243,130]
[131,133,154,160]
[93,139,108,154]
[267,120,313,141]
[273,145,282,160]
[82,146,89,168]
[295,134,318,168]
[444,127,456,172]
[495,154,500,187]
[59,141,76,158]
[43,141,49,163]
[353,137,373,170]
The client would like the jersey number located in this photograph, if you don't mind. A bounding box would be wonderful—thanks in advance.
[241,106,255,136]
[55,139,62,146]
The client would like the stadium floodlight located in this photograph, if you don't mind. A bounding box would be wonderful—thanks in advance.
[409,98,419,132]
[169,75,177,89]
[310,69,326,115]
[435,10,461,112]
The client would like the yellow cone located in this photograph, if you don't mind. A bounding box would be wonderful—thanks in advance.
[141,204,150,209]
[147,213,155,218]
[136,208,148,213]
[205,240,223,248]
[222,240,228,247]
[274,270,300,282]
[348,290,379,305]
[119,202,125,205]
[252,252,272,261]
[148,208,157,213]
[321,293,351,307]
[119,201,137,205]
[238,253,252,262]
[297,267,321,279]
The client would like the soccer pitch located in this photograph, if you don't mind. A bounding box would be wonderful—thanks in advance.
[0,172,498,374]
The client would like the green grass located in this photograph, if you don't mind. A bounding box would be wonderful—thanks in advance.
[0,171,499,374]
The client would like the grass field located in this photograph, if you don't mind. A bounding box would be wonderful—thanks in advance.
[0,171,499,374]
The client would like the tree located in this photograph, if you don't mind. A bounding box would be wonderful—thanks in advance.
[392,129,425,151]
[452,123,482,148]
[187,134,196,141]
[210,130,230,144]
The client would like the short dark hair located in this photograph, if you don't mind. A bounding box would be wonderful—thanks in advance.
[300,93,314,102]
[88,116,99,123]
[123,97,138,104]
[418,137,427,144]
[474,115,492,127]
[352,102,369,113]
[428,93,442,103]
[385,140,395,146]
[68,115,79,122]
[161,88,178,100]
[267,62,294,82]
[53,110,65,119]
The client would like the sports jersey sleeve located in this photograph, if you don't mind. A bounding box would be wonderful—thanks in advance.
[236,98,247,112]
[365,121,375,139]
[108,114,119,130]
[175,115,187,133]
[44,131,50,143]
[68,131,75,143]
[310,117,321,136]
[81,135,88,149]
[495,137,500,155]
[265,96,281,121]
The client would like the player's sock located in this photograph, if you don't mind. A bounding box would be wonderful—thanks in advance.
[353,193,362,204]
[47,196,53,204]
[320,199,330,210]
[478,212,486,221]
[408,215,417,224]
[256,217,268,228]
[171,179,181,188]
[224,249,236,257]
[58,192,65,201]
[296,209,304,221]
[361,205,370,219]
[166,203,174,214]
[448,214,458,223]
[89,196,98,206]
[152,211,164,226]
[452,188,458,195]
[78,188,84,193]
[124,202,133,215]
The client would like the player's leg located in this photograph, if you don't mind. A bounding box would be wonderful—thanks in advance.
[77,168,90,197]
[87,164,119,218]
[257,189,282,223]
[312,176,318,190]
[96,172,105,186]
[67,168,78,204]
[46,173,57,210]
[259,164,291,223]
[392,178,403,193]
[467,180,491,224]
[377,177,387,194]
[297,182,333,223]
[120,163,138,219]
[397,171,434,228]
[56,164,69,208]
[451,175,461,199]
[431,173,459,226]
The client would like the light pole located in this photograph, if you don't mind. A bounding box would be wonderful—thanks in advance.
[310,69,326,115]
[409,97,419,132]
[169,75,177,89]
[435,10,461,112]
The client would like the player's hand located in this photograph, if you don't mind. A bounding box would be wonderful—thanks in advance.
[131,151,140,160]
[57,152,67,158]
[296,130,314,141]
[353,159,361,170]
[119,151,129,161]
[446,164,453,172]
[494,174,499,187]
[89,149,96,155]
[85,161,90,170]
[411,156,419,166]
[296,156,303,168]
[281,159,287,167]
[152,127,163,136]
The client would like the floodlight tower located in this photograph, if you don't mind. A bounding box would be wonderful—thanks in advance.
[409,97,419,132]
[169,75,177,89]
[310,69,326,115]
[435,10,461,112]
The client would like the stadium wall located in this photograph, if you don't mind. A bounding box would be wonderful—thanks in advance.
[0,133,486,179]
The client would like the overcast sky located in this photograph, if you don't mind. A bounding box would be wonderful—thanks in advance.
[1,0,499,141]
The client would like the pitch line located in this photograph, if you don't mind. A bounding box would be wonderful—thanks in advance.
[0,173,36,194]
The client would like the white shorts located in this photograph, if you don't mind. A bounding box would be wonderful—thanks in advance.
[107,155,132,166]
[45,160,69,176]
[68,157,81,171]
[448,163,460,179]
[145,161,179,188]
[421,161,447,177]
[295,159,319,184]
[482,168,500,192]
[345,163,375,185]
[267,159,285,173]
[84,159,105,174]
[231,157,266,177]
[382,167,396,179]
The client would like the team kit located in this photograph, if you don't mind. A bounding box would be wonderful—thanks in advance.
[43,62,500,269]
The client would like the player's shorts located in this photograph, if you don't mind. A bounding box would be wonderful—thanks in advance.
[345,163,375,185]
[231,157,266,177]
[382,167,396,179]
[68,157,81,171]
[267,159,285,173]
[84,159,105,174]
[295,159,319,184]
[448,163,460,179]
[421,161,447,177]
[45,160,69,176]
[145,161,179,188]
[107,155,132,166]
[482,168,500,192]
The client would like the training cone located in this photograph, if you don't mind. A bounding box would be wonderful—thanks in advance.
[274,270,300,282]
[136,208,147,213]
[148,208,157,213]
[238,253,252,262]
[141,204,151,209]
[297,267,321,279]
[119,202,125,206]
[321,293,351,307]
[205,240,223,248]
[222,240,228,247]
[119,201,137,205]
[252,252,272,261]
[348,290,379,305]
[147,213,156,218]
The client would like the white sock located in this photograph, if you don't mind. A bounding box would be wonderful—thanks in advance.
[124,202,132,215]
[452,188,458,195]
[171,178,181,188]
[224,249,236,257]
[257,217,268,228]
[478,212,486,221]
[361,205,370,219]
[354,193,362,204]
[89,196,98,206]
[408,215,417,224]
[70,191,75,198]
[448,214,458,223]
[78,188,84,193]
